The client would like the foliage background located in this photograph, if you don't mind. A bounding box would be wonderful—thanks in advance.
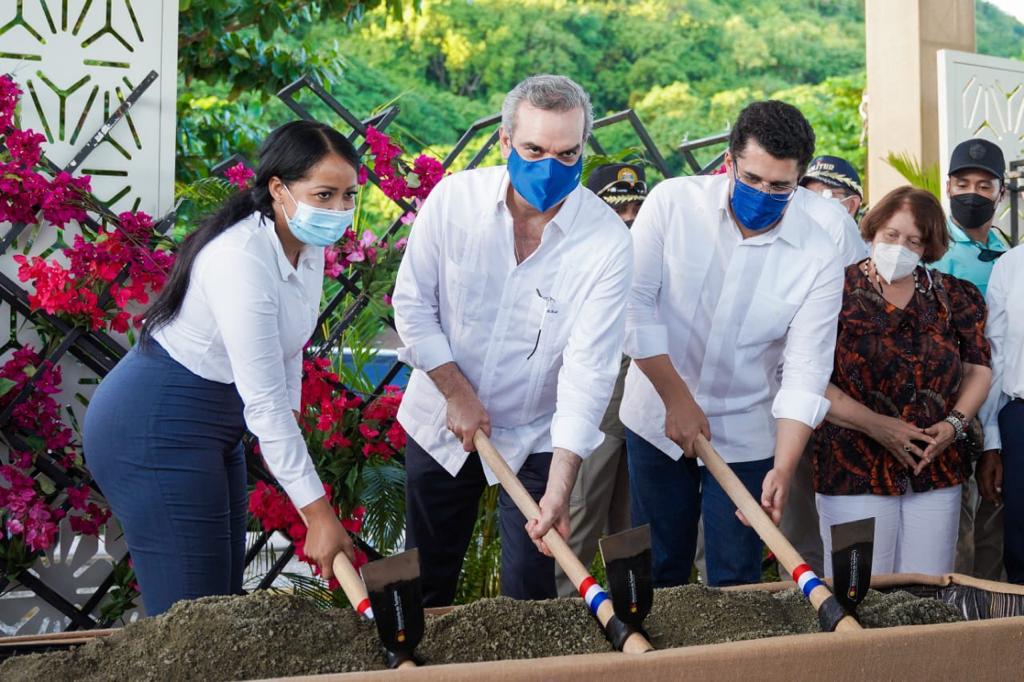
[176,0,1024,186]
[171,0,1024,601]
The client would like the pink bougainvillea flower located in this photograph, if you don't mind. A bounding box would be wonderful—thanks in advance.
[224,162,255,189]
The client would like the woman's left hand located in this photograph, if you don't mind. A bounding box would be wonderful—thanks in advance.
[917,420,957,474]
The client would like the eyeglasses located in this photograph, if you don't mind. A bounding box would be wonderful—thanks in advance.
[819,188,858,205]
[733,162,797,202]
[526,289,558,360]
[975,244,1005,262]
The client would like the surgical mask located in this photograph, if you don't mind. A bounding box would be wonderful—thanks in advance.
[949,192,996,230]
[507,148,582,212]
[872,241,921,283]
[283,185,354,247]
[730,166,792,231]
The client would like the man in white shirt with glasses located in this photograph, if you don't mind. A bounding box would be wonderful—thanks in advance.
[393,74,633,605]
[621,100,844,587]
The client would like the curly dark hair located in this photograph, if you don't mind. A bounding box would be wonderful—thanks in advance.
[728,100,816,174]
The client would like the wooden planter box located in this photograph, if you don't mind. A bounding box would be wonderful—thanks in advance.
[263,573,1024,682]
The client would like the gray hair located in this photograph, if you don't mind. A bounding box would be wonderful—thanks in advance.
[501,74,593,143]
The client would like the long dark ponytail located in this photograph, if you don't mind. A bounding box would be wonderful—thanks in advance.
[141,120,360,344]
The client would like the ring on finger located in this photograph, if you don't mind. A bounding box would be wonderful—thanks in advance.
[902,445,912,453]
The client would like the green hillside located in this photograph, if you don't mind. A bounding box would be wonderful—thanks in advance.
[176,0,1024,181]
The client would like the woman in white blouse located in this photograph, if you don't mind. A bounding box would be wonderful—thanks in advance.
[83,121,359,614]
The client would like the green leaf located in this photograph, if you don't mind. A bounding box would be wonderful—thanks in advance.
[0,378,17,399]
[883,152,942,200]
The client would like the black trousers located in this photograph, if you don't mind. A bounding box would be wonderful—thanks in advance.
[404,436,556,606]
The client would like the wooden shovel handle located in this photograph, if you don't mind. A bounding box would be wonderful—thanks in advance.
[298,509,373,620]
[474,430,653,653]
[693,434,861,632]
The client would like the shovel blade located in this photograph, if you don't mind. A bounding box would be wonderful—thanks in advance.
[830,518,875,613]
[360,549,424,658]
[599,525,653,628]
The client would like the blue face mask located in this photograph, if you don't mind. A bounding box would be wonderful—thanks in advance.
[729,165,792,231]
[283,185,354,247]
[507,148,582,212]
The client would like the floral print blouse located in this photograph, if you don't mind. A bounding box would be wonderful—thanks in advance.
[812,263,991,496]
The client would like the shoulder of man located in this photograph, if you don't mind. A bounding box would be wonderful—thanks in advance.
[577,188,632,251]
[438,163,504,193]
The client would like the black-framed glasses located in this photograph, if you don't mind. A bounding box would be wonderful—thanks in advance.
[975,244,1005,262]
[733,162,797,202]
[526,289,558,360]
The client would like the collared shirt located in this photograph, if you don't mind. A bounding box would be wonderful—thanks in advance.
[979,244,1024,450]
[792,187,869,267]
[393,165,633,481]
[153,211,325,508]
[932,219,1009,296]
[619,174,844,463]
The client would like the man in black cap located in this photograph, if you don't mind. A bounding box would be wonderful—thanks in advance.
[554,162,646,597]
[586,162,648,228]
[935,138,1011,582]
[935,138,1010,297]
[799,155,864,219]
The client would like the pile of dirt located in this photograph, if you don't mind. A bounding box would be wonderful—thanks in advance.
[0,586,964,681]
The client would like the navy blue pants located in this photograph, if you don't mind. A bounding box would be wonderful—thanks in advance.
[403,436,556,606]
[1001,400,1024,583]
[83,342,248,616]
[626,428,772,587]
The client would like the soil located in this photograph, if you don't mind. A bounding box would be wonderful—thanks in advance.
[0,586,964,681]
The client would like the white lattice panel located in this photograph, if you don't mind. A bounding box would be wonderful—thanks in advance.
[0,0,178,215]
[0,0,178,633]
[937,49,1024,228]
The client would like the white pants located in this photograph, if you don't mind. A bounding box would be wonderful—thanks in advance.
[816,485,961,578]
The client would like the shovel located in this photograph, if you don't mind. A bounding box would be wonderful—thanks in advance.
[600,525,654,634]
[692,435,861,632]
[474,430,654,653]
[830,518,875,614]
[361,549,425,669]
[299,511,418,668]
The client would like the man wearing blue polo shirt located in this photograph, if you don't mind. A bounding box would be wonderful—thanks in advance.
[934,138,1010,581]
[934,139,1010,295]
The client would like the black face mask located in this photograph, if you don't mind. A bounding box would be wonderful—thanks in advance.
[950,192,996,230]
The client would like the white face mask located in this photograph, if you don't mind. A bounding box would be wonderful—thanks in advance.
[871,241,921,283]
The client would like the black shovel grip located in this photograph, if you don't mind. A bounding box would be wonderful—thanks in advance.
[601,612,650,651]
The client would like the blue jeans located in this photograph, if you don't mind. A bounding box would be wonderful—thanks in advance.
[83,342,248,616]
[626,429,772,587]
[626,429,700,587]
[1001,400,1024,583]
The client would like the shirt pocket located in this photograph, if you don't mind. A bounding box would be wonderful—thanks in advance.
[737,291,800,348]
[444,256,487,322]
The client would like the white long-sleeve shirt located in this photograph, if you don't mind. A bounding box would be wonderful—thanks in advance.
[979,244,1024,450]
[393,165,633,481]
[793,186,869,267]
[153,211,325,508]
[619,174,844,463]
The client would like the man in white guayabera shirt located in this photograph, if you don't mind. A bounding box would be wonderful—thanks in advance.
[620,100,844,588]
[393,74,633,606]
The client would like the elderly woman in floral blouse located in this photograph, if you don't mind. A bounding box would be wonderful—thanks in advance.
[812,186,992,577]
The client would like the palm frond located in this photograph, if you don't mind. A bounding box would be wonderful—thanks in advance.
[582,147,647,185]
[883,152,942,199]
[358,461,406,553]
[280,572,336,609]
[174,177,237,215]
